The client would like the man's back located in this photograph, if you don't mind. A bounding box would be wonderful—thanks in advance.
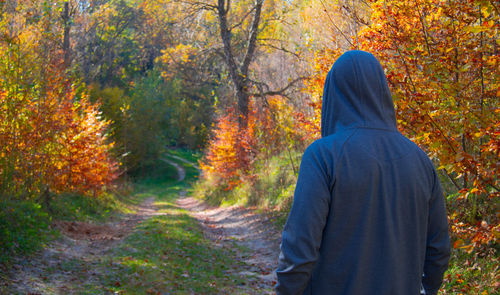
[276,51,450,295]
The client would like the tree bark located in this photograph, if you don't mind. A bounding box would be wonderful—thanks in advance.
[217,0,263,127]
[62,1,71,69]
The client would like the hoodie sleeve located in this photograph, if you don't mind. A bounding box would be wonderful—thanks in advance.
[422,169,450,295]
[276,143,332,295]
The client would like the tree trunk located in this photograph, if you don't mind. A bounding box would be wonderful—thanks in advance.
[217,0,263,127]
[62,1,71,69]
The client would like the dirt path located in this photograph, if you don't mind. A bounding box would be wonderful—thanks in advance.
[161,157,186,181]
[171,155,282,293]
[167,154,202,174]
[177,197,281,293]
[3,197,162,294]
[2,156,283,294]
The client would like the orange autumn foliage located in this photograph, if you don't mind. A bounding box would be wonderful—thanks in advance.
[0,5,118,198]
[200,107,255,190]
[358,0,499,196]
[200,96,307,189]
[0,74,117,197]
[358,0,499,249]
[253,96,310,155]
[304,0,499,250]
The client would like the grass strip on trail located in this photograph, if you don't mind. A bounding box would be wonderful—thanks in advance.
[85,155,248,294]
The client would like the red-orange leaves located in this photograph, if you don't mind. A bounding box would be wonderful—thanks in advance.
[0,21,117,198]
[359,0,499,249]
[303,0,498,251]
[200,108,255,190]
[200,97,308,190]
[0,75,117,197]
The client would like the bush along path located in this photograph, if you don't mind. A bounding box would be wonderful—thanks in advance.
[1,152,281,294]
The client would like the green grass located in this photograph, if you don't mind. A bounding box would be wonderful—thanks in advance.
[440,247,499,294]
[85,152,250,293]
[0,200,51,264]
[193,151,298,210]
[0,191,138,265]
[83,180,247,294]
[74,151,249,293]
[48,191,133,222]
[0,153,197,266]
[164,149,201,182]
[0,178,138,265]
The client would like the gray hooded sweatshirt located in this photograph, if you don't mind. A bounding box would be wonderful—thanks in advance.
[276,51,450,295]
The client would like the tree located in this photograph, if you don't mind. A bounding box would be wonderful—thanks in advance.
[303,0,499,250]
[0,0,117,199]
[75,0,143,86]
[216,0,263,125]
[161,0,306,127]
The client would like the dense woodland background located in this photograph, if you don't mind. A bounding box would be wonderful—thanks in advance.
[0,0,498,293]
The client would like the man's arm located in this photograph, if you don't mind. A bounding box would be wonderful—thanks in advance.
[275,144,332,295]
[422,169,450,295]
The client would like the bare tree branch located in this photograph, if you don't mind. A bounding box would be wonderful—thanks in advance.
[259,42,301,59]
[318,0,354,47]
[241,0,263,76]
[341,4,370,26]
[174,0,218,11]
[249,76,308,98]
[229,5,256,32]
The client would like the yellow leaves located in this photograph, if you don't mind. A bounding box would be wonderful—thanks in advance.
[493,226,500,240]
[481,5,492,18]
[435,6,443,18]
[371,4,385,20]
[484,20,495,29]
[485,55,498,67]
[159,43,199,78]
[175,44,196,63]
[470,187,480,194]
[119,104,130,114]
[465,25,491,34]
[453,239,464,248]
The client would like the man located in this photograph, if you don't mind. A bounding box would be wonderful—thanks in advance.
[276,51,450,295]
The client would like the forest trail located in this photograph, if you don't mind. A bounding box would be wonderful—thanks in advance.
[166,154,202,174]
[177,197,281,293]
[161,157,186,182]
[2,154,282,294]
[4,197,162,294]
[171,153,281,293]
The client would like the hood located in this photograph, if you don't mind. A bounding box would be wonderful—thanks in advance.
[321,50,397,137]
